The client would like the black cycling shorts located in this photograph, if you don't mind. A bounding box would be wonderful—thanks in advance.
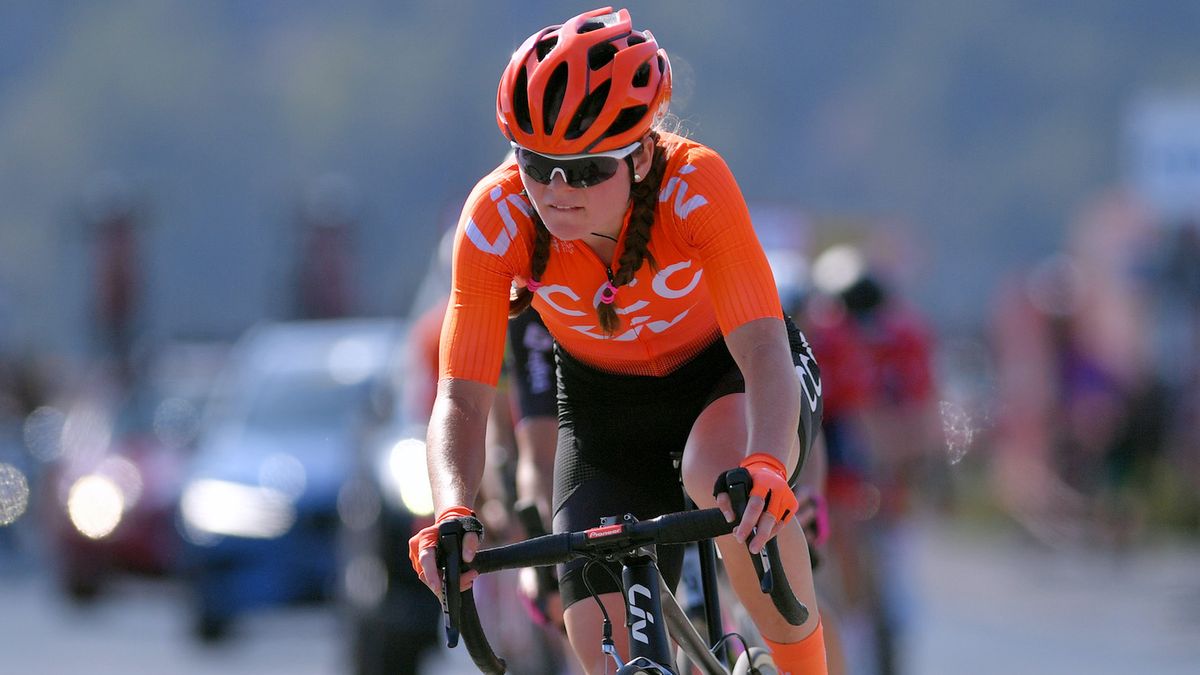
[552,315,820,609]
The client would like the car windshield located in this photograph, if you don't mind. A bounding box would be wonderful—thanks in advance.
[241,371,365,434]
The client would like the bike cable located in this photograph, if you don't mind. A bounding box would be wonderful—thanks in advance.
[583,557,629,674]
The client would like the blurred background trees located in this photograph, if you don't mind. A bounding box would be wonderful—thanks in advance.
[3,1,1199,355]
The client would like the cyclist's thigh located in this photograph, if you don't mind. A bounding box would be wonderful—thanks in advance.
[553,469,686,609]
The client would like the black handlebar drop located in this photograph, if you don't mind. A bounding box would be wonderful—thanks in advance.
[438,521,506,674]
[458,589,506,674]
[720,468,810,626]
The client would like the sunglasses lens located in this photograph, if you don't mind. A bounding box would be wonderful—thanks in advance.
[515,150,622,188]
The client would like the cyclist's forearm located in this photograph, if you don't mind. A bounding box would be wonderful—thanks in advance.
[426,377,496,513]
[728,320,804,468]
[743,347,803,466]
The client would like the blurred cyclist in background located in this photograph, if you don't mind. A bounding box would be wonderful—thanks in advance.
[804,243,940,675]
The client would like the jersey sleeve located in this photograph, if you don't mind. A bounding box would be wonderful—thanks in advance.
[439,178,532,385]
[670,146,782,334]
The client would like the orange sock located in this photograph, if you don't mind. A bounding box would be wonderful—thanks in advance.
[762,620,827,675]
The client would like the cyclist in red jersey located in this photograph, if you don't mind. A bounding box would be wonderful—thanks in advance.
[409,8,826,673]
[805,245,939,675]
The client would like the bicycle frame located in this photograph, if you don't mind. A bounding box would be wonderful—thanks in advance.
[593,520,730,674]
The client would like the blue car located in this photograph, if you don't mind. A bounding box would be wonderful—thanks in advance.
[177,319,400,641]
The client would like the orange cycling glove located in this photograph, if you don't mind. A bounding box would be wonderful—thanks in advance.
[408,505,478,582]
[740,453,798,526]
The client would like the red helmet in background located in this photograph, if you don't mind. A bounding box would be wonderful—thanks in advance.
[496,7,672,155]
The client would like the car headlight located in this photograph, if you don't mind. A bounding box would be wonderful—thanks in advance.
[64,456,144,540]
[68,474,125,539]
[180,479,296,540]
[378,438,434,517]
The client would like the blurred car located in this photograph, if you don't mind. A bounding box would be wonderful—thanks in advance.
[45,342,227,601]
[335,322,441,675]
[177,319,400,641]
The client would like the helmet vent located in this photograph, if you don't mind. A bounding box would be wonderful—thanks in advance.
[632,61,651,87]
[534,36,558,62]
[588,42,618,70]
[565,80,611,140]
[627,33,647,46]
[604,105,648,139]
[513,67,533,134]
[542,62,569,134]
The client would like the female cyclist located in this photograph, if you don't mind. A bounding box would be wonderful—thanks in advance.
[409,8,827,673]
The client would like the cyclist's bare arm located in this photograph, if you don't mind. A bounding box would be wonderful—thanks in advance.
[428,377,495,509]
[420,377,495,593]
[719,316,803,549]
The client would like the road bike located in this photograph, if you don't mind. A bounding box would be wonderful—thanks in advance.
[436,468,811,674]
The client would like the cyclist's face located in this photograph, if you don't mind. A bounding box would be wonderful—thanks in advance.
[522,158,633,241]
[520,136,652,241]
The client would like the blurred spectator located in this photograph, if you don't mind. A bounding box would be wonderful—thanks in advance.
[292,173,359,319]
[987,190,1176,547]
[81,172,145,385]
[1144,215,1200,530]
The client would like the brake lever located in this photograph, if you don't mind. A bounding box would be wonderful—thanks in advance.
[722,468,774,593]
[437,519,465,648]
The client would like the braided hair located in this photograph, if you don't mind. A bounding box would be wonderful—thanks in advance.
[509,131,670,338]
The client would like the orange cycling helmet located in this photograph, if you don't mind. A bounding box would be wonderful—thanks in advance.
[496,6,672,155]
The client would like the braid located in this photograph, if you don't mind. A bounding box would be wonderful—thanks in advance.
[509,204,552,318]
[597,132,669,335]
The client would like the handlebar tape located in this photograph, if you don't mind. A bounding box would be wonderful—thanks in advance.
[765,539,809,625]
[634,509,733,545]
[459,589,506,674]
[470,532,575,574]
[716,466,811,626]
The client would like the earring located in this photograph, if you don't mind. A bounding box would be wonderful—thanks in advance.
[634,173,643,182]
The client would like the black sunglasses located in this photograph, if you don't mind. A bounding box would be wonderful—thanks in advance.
[512,141,641,188]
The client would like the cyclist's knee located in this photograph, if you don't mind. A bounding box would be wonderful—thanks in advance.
[681,446,740,509]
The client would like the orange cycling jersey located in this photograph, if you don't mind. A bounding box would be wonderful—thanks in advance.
[440,133,782,382]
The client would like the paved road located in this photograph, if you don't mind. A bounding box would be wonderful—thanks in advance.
[1,517,1196,674]
[904,521,1200,675]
